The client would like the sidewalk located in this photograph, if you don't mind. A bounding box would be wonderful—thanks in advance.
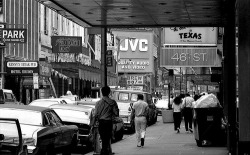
[86,116,228,155]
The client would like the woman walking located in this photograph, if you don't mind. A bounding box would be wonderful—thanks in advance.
[172,96,183,133]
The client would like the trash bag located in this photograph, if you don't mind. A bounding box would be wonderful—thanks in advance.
[194,94,220,108]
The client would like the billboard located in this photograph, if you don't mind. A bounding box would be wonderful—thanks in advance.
[6,61,39,76]
[163,27,217,45]
[51,36,82,53]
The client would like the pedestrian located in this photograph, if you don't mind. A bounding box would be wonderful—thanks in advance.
[182,93,194,133]
[94,86,119,155]
[130,94,149,147]
[172,95,182,133]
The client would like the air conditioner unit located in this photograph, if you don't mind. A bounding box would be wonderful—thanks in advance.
[44,30,48,35]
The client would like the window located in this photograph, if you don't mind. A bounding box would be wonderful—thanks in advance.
[118,93,129,101]
[131,94,138,102]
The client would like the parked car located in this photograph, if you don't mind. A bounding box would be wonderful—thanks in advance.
[0,118,28,154]
[112,90,158,131]
[0,89,21,105]
[0,104,79,154]
[29,98,68,107]
[76,99,124,142]
[60,95,80,104]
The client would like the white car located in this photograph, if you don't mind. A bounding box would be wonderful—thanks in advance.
[29,98,67,107]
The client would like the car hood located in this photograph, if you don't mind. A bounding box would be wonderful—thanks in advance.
[117,101,131,116]
[20,124,45,138]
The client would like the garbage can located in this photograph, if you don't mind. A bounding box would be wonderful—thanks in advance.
[193,108,226,147]
[162,109,174,123]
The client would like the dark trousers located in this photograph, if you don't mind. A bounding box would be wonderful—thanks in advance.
[183,108,193,131]
[173,112,182,130]
[98,120,113,155]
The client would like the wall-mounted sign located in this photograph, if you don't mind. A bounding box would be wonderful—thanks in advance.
[163,27,217,45]
[6,61,39,76]
[127,86,143,91]
[118,58,151,73]
[126,75,144,85]
[120,39,148,52]
[160,48,218,67]
[1,29,27,43]
[33,73,39,89]
[51,36,82,53]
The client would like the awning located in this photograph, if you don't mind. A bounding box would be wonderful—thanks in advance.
[79,69,101,83]
[22,77,50,88]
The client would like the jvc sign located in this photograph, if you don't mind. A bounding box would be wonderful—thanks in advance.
[1,29,27,43]
[120,39,148,52]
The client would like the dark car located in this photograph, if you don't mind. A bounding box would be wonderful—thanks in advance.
[77,99,124,142]
[0,104,79,155]
[0,118,28,155]
[112,90,158,131]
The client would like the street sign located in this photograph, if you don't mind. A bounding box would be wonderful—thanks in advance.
[1,28,27,43]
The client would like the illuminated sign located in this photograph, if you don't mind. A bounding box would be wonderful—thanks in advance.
[120,39,148,52]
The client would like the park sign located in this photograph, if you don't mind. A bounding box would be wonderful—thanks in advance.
[1,28,27,43]
[51,36,82,53]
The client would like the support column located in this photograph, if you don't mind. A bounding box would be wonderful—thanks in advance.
[101,27,107,87]
[238,0,250,154]
[223,0,236,154]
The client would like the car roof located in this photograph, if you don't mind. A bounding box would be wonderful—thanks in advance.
[0,104,50,112]
[1,89,13,93]
[32,98,65,101]
[50,104,93,111]
[112,90,149,94]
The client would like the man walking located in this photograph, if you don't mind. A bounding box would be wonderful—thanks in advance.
[94,86,119,155]
[182,93,194,133]
[131,94,149,147]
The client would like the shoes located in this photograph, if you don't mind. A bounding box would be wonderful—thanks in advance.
[177,128,180,133]
[137,145,141,147]
[189,128,193,133]
[141,138,144,147]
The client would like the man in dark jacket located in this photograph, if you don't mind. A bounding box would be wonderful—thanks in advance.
[94,86,119,155]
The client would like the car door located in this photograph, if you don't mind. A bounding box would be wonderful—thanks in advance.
[50,111,72,146]
[44,111,64,148]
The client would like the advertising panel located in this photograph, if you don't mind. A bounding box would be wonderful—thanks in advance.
[160,48,218,67]
[118,58,151,73]
[51,36,82,53]
[126,75,144,85]
[1,29,27,43]
[163,27,217,45]
[113,31,154,73]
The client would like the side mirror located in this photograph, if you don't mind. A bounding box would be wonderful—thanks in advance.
[0,134,5,140]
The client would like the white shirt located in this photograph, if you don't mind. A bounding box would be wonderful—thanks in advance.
[172,103,182,112]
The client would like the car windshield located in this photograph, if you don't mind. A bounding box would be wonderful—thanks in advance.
[118,93,129,101]
[0,109,42,126]
[0,120,20,145]
[131,94,138,101]
[53,109,90,122]
[30,100,59,107]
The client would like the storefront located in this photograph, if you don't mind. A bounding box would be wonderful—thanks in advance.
[5,61,52,104]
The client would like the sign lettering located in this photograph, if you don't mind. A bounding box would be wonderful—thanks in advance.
[120,39,148,52]
[1,29,27,43]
